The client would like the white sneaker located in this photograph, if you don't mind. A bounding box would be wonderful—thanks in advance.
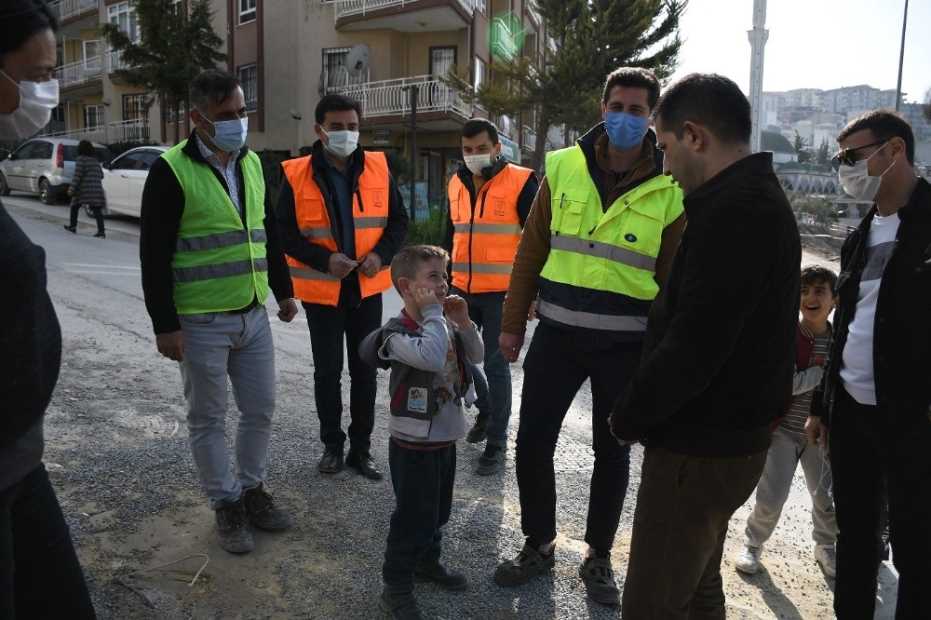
[735,545,763,574]
[815,544,837,578]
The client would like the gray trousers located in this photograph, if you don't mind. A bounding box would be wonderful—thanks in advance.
[179,307,276,508]
[745,426,838,548]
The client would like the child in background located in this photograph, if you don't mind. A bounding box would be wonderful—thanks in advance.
[735,265,839,578]
[360,245,484,620]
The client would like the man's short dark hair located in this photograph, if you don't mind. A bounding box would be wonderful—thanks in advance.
[0,0,58,59]
[315,94,362,125]
[390,245,449,290]
[801,265,838,295]
[653,73,752,145]
[190,69,241,111]
[462,118,499,144]
[602,67,661,109]
[838,110,915,164]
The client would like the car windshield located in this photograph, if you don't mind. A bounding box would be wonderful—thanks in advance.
[62,145,113,163]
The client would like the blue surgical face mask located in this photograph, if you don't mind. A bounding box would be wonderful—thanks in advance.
[604,111,649,150]
[202,113,248,152]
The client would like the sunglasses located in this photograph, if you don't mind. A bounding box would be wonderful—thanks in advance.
[831,140,886,170]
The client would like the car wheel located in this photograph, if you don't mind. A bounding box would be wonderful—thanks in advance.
[0,173,9,196]
[38,178,54,204]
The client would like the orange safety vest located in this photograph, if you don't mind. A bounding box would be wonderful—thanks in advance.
[448,163,533,294]
[281,151,392,306]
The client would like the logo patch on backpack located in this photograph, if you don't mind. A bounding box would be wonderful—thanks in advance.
[407,387,428,414]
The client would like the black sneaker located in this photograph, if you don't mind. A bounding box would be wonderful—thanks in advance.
[63,225,76,233]
[346,451,384,481]
[318,446,344,474]
[379,591,424,620]
[215,498,254,554]
[243,484,293,532]
[494,542,555,587]
[475,444,505,476]
[414,561,469,591]
[579,555,620,606]
[466,418,488,444]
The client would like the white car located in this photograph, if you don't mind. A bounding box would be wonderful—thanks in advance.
[102,146,168,218]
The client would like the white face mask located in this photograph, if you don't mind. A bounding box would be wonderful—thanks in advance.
[464,153,494,176]
[837,143,895,202]
[323,129,359,159]
[0,70,60,140]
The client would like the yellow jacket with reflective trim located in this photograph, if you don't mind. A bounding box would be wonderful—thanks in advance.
[537,144,684,331]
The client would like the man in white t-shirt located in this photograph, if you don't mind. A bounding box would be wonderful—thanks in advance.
[806,110,931,619]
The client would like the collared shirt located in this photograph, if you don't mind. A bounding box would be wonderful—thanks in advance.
[196,134,242,217]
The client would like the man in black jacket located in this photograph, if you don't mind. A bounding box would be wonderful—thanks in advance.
[0,1,95,617]
[609,73,800,619]
[277,95,408,481]
[806,111,931,619]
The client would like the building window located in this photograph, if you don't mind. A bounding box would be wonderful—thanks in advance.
[84,105,105,129]
[473,56,486,91]
[430,47,457,79]
[108,2,139,43]
[122,94,148,121]
[170,0,184,16]
[322,47,350,91]
[239,0,257,24]
[238,64,258,112]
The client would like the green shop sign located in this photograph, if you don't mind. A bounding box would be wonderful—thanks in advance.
[490,13,524,61]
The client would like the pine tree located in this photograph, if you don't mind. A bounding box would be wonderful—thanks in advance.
[102,0,226,144]
[460,0,685,169]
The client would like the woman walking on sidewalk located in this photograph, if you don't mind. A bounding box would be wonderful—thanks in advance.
[64,139,106,238]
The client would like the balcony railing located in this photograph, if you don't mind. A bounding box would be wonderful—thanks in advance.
[48,0,99,22]
[43,119,151,145]
[54,50,133,89]
[332,75,472,120]
[108,49,130,74]
[332,0,483,21]
[56,56,104,89]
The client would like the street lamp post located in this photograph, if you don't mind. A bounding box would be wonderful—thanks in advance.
[895,0,909,112]
[403,84,419,224]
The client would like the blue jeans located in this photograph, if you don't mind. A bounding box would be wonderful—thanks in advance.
[451,290,510,447]
[179,307,277,508]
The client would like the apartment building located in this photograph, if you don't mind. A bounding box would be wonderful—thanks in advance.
[44,0,551,211]
[46,0,176,146]
[220,0,548,210]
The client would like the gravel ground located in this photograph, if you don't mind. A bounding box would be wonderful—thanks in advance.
[6,196,899,619]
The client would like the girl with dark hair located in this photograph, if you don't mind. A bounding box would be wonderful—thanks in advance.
[65,139,107,237]
[0,1,97,618]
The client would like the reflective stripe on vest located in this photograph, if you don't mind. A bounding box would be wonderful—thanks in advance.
[537,144,684,332]
[280,151,392,306]
[448,163,532,294]
[535,300,648,332]
[549,234,656,272]
[162,140,269,315]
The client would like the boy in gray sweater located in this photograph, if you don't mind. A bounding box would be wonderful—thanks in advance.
[361,245,484,620]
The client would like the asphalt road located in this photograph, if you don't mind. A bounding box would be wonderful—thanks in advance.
[2,192,897,619]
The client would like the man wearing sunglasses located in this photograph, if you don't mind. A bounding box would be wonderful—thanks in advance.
[807,110,931,618]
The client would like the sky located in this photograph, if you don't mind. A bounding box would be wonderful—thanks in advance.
[668,0,931,103]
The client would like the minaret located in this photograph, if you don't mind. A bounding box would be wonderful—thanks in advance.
[748,0,768,153]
